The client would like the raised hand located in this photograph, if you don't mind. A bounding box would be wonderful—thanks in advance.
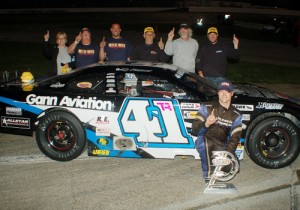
[167,28,175,41]
[158,37,164,50]
[100,36,106,48]
[44,30,49,41]
[205,109,217,127]
[233,34,239,49]
[75,32,82,43]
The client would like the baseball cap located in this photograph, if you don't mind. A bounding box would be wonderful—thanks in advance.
[81,27,90,33]
[207,27,218,34]
[179,23,191,29]
[144,27,154,33]
[218,80,234,92]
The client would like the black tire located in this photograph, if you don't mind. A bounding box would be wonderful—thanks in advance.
[246,115,300,169]
[36,110,86,161]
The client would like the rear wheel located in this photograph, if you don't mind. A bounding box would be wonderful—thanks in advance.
[246,115,299,169]
[36,110,86,161]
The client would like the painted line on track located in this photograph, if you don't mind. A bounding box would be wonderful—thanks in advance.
[0,153,99,164]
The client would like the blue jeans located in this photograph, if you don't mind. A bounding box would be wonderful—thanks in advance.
[206,77,227,88]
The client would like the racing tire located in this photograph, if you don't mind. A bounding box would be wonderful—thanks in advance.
[36,110,86,161]
[246,115,300,169]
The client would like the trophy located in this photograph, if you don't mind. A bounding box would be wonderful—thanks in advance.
[204,151,239,194]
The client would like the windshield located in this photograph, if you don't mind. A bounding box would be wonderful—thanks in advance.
[179,72,217,97]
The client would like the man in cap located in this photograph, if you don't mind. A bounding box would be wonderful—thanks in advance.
[100,23,132,62]
[131,27,169,62]
[196,26,239,87]
[192,80,242,183]
[164,23,199,73]
[68,27,100,68]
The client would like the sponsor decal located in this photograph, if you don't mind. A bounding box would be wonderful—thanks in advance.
[26,94,113,111]
[106,88,116,93]
[92,149,110,155]
[1,116,30,129]
[96,116,109,124]
[106,83,115,87]
[106,79,115,83]
[232,104,254,111]
[242,114,250,121]
[256,102,284,110]
[6,107,22,116]
[96,127,110,136]
[116,67,130,72]
[50,82,65,88]
[77,82,92,88]
[183,111,198,119]
[98,138,109,145]
[180,103,200,110]
[115,68,152,73]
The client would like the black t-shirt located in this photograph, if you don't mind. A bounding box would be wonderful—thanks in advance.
[75,42,100,68]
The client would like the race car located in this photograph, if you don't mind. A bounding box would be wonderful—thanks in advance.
[0,62,299,169]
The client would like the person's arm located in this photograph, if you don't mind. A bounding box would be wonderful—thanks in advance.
[157,37,169,62]
[164,28,175,56]
[224,114,242,154]
[226,34,239,61]
[68,32,81,55]
[42,30,53,59]
[99,36,106,61]
[233,34,239,50]
[127,43,133,61]
[126,40,133,61]
[195,47,204,77]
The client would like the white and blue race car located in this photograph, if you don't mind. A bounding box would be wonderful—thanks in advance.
[1,62,300,169]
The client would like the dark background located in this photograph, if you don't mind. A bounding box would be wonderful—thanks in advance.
[1,0,299,10]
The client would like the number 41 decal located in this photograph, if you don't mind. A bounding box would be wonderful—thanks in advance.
[118,98,194,148]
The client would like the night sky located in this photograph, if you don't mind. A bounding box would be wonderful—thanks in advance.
[1,0,299,10]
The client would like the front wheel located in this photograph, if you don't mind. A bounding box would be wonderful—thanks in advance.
[246,116,300,169]
[36,110,86,161]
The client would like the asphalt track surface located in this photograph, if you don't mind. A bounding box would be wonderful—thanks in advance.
[1,124,300,210]
[0,133,300,210]
[1,10,300,210]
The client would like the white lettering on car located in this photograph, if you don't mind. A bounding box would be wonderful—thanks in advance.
[256,102,283,110]
[26,94,58,105]
[26,94,113,110]
[118,98,194,147]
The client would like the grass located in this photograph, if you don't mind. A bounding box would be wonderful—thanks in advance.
[0,41,51,78]
[1,40,300,83]
[227,62,300,84]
